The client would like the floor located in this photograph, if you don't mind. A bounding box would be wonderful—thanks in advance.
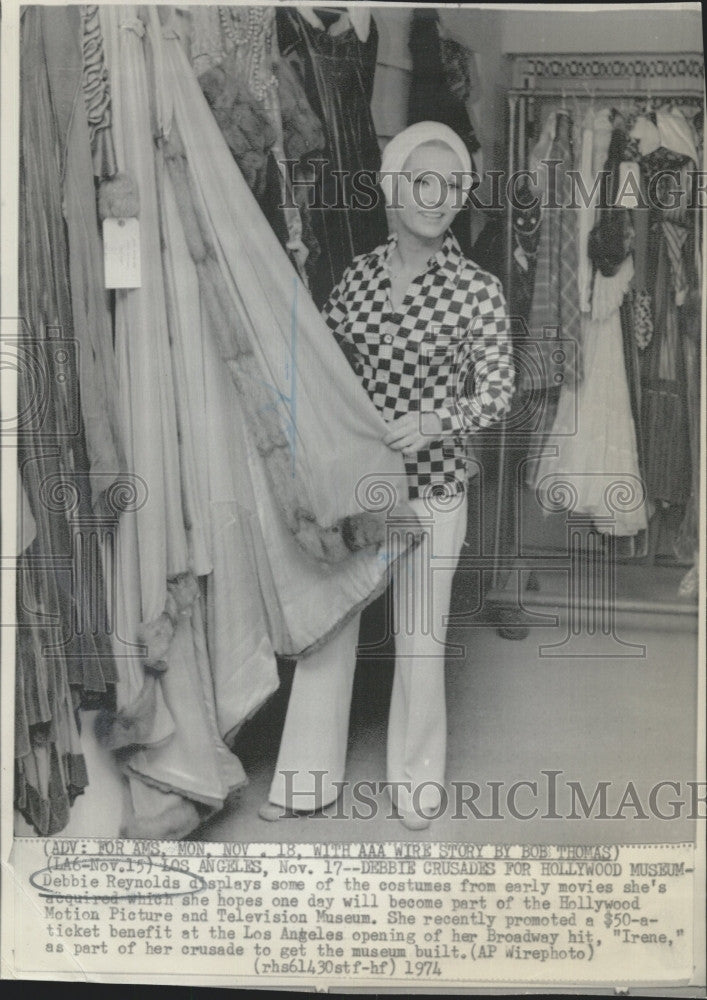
[18,481,698,846]
[194,566,699,846]
[194,478,699,847]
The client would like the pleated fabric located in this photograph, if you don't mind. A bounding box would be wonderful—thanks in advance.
[153,11,417,659]
[98,6,245,838]
[16,7,117,835]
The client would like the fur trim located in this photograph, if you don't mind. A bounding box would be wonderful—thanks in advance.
[167,572,200,613]
[98,171,140,220]
[138,611,174,667]
[161,120,418,564]
[96,675,158,749]
[96,572,202,747]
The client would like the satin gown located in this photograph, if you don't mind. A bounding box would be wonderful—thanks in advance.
[276,10,388,306]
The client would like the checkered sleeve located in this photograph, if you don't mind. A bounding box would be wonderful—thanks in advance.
[321,268,354,348]
[437,274,515,434]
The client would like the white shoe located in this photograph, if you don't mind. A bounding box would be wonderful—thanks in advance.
[258,802,286,822]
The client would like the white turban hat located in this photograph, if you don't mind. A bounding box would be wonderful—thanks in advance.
[379,121,473,207]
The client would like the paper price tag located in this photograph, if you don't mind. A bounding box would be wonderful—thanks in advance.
[103,217,141,289]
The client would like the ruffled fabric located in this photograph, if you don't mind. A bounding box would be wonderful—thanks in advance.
[80,4,118,178]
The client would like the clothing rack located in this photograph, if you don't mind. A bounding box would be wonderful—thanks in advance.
[491,57,704,591]
[504,85,705,299]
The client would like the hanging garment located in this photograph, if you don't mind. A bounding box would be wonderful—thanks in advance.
[631,113,661,158]
[97,5,245,840]
[407,8,480,258]
[156,12,418,635]
[41,6,126,511]
[588,121,635,280]
[187,6,314,282]
[275,51,325,271]
[525,111,583,399]
[533,256,648,536]
[576,109,597,313]
[277,9,388,306]
[80,4,118,179]
[16,7,117,835]
[152,8,280,745]
[657,106,699,164]
[640,146,695,508]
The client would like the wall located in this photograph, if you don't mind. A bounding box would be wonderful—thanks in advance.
[370,4,704,172]
[501,5,703,54]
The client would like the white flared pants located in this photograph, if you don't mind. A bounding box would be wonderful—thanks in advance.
[268,494,468,813]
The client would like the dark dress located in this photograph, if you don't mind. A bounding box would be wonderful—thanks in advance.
[639,146,695,510]
[16,7,116,835]
[407,8,481,258]
[277,9,388,306]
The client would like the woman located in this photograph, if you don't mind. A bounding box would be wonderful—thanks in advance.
[260,122,514,829]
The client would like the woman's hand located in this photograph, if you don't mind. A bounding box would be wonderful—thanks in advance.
[383,412,443,454]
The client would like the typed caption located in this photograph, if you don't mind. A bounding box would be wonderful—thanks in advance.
[8,838,695,987]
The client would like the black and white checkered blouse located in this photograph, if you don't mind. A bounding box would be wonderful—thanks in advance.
[322,232,515,500]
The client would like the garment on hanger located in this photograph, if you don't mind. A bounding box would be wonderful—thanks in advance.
[631,113,661,158]
[639,145,695,509]
[42,5,125,510]
[533,256,648,536]
[588,119,635,279]
[96,4,245,840]
[657,106,698,163]
[509,183,542,319]
[155,15,418,645]
[184,6,315,282]
[16,7,117,835]
[80,4,118,178]
[407,9,480,258]
[532,107,647,536]
[275,51,325,273]
[525,110,583,397]
[277,8,388,305]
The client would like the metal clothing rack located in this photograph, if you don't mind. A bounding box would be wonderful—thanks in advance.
[491,53,705,593]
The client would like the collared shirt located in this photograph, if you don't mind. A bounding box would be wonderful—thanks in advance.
[322,231,515,500]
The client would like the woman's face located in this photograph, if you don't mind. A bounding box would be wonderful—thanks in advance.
[393,142,466,243]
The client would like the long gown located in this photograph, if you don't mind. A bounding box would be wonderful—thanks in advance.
[155,9,418,646]
[98,6,244,839]
[533,255,648,536]
[532,115,648,537]
[90,7,417,838]
[16,7,117,834]
[276,9,388,305]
